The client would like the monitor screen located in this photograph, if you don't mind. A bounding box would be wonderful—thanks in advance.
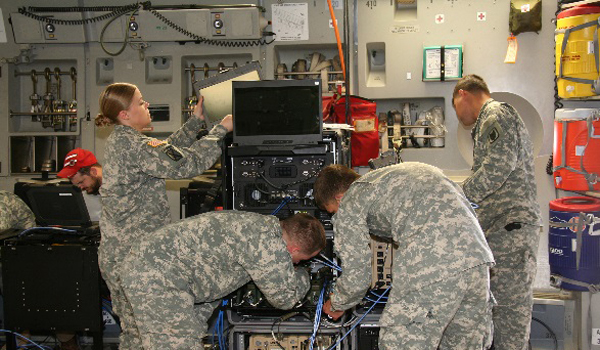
[193,61,262,129]
[24,184,91,227]
[233,79,323,146]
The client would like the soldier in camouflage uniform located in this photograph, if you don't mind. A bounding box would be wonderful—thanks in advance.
[453,74,542,350]
[314,163,495,349]
[95,83,232,349]
[121,211,326,349]
[0,190,36,231]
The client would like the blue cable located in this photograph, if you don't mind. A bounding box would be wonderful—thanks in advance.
[213,312,221,349]
[368,290,388,299]
[313,259,343,272]
[363,297,387,304]
[271,199,285,215]
[212,301,224,349]
[318,254,342,270]
[314,254,342,271]
[216,299,228,350]
[326,285,392,350]
[216,308,223,349]
[271,196,292,215]
[309,282,327,350]
[271,198,286,215]
[17,226,77,238]
[0,329,52,350]
[19,346,52,350]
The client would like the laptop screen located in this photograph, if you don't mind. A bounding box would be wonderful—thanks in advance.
[24,184,92,228]
[232,79,323,147]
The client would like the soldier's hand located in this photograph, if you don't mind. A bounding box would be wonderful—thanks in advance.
[193,96,206,121]
[219,114,233,132]
[323,299,344,321]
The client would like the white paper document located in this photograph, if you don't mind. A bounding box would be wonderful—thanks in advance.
[272,3,309,41]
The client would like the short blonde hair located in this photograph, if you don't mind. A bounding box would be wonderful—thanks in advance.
[281,213,326,255]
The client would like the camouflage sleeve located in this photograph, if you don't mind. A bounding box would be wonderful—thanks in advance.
[330,184,373,311]
[9,193,36,229]
[462,111,518,204]
[243,229,311,310]
[136,125,228,179]
[166,115,204,148]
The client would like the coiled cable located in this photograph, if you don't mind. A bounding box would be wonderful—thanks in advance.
[17,3,141,26]
[143,3,274,48]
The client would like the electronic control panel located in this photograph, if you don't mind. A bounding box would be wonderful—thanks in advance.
[225,130,345,229]
[371,237,394,289]
[230,153,332,212]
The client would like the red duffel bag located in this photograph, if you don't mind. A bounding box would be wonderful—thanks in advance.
[332,96,379,166]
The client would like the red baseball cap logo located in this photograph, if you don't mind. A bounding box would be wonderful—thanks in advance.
[57,148,98,178]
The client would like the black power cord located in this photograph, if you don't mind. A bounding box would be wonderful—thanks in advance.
[18,2,275,48]
[18,3,140,25]
[531,316,559,350]
[142,2,274,48]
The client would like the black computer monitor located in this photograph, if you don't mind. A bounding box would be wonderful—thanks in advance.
[232,79,323,147]
[23,184,91,227]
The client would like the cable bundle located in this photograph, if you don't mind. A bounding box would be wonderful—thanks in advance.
[271,196,292,215]
[212,299,228,349]
[308,282,327,350]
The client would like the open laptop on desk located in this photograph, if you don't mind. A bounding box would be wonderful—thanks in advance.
[26,184,92,227]
[13,183,99,243]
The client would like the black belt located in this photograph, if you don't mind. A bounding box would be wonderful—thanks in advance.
[504,222,522,232]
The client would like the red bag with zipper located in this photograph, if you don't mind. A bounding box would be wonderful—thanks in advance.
[331,95,379,166]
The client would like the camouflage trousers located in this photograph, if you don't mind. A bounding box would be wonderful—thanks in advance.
[378,264,493,349]
[121,256,219,350]
[487,224,540,350]
[98,251,143,350]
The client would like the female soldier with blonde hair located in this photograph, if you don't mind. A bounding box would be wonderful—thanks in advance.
[96,82,232,348]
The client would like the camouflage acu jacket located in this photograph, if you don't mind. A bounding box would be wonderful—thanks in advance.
[0,190,36,230]
[462,99,542,231]
[330,162,494,311]
[100,116,227,264]
[125,211,310,309]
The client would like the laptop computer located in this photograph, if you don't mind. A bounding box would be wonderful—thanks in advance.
[25,184,92,228]
[9,183,99,243]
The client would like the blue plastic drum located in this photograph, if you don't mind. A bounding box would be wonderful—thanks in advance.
[549,196,600,291]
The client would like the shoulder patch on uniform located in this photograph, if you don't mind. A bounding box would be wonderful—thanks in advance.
[164,145,183,161]
[147,138,166,148]
[488,127,500,143]
[482,120,504,144]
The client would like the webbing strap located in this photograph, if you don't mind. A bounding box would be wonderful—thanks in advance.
[549,212,600,269]
[549,212,600,230]
[553,113,600,190]
[551,274,599,293]
[579,114,600,189]
[557,19,600,87]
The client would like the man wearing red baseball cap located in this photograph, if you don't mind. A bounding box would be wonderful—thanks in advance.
[57,148,103,195]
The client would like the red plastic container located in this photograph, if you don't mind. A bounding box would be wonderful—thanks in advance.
[553,108,600,191]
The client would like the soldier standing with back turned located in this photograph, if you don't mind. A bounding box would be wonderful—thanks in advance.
[452,74,542,350]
